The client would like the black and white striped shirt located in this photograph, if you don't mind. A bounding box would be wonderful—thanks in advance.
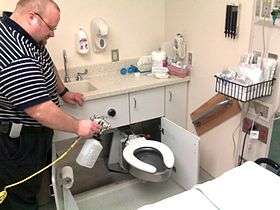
[0,15,59,126]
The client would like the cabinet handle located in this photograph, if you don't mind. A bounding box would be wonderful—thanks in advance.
[133,97,137,108]
[169,91,173,102]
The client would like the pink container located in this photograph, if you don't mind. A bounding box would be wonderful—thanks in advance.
[168,64,192,78]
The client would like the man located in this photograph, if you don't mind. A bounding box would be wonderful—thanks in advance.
[0,0,100,209]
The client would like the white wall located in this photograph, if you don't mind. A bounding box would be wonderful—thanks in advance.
[1,0,261,177]
[165,0,255,177]
[1,0,165,69]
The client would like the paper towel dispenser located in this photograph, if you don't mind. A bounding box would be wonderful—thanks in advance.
[91,18,109,53]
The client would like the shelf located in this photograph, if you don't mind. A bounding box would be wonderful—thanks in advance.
[215,76,275,102]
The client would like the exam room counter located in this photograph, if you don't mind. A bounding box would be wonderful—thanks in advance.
[66,71,190,101]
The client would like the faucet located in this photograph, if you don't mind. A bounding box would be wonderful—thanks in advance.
[63,49,71,83]
[76,69,88,81]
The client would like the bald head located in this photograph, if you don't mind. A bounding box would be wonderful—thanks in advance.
[10,0,61,45]
[15,0,60,16]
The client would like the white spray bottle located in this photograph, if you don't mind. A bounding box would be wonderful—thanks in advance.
[76,138,103,168]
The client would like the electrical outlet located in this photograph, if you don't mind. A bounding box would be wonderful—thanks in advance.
[111,49,119,62]
[187,52,193,65]
[262,0,272,18]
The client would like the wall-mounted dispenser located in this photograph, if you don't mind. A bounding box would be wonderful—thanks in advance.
[224,3,239,39]
[91,18,109,53]
[75,27,89,55]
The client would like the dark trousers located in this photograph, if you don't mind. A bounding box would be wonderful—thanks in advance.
[0,126,53,210]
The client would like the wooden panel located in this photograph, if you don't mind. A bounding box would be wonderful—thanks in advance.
[191,94,241,136]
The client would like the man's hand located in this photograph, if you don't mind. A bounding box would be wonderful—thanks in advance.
[77,120,101,138]
[62,91,84,106]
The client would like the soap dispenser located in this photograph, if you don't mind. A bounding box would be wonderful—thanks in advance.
[75,27,89,55]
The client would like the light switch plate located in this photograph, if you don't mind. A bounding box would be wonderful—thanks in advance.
[111,49,119,62]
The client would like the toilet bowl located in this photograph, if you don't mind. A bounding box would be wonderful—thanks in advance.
[123,137,175,182]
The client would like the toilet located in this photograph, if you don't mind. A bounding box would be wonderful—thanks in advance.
[122,137,175,182]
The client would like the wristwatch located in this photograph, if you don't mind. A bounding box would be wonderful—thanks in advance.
[59,87,69,97]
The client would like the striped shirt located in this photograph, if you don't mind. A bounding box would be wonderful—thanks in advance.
[0,15,59,126]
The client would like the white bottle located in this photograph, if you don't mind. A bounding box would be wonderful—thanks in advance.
[152,51,167,67]
[75,27,89,55]
[76,138,103,168]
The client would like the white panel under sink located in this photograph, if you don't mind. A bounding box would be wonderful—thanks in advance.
[161,117,200,190]
[54,94,129,141]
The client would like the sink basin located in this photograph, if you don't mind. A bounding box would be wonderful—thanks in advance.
[65,80,97,93]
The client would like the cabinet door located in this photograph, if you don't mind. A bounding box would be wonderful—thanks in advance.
[51,144,64,210]
[53,94,129,141]
[161,117,199,190]
[129,87,164,124]
[165,82,188,129]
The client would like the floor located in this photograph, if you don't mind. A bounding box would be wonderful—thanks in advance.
[38,168,213,210]
[76,179,183,210]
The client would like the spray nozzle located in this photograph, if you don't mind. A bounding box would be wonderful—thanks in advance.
[90,115,111,134]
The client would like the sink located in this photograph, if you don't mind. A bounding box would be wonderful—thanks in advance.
[65,80,97,93]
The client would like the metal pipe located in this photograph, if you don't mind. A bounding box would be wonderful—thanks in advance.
[63,49,70,82]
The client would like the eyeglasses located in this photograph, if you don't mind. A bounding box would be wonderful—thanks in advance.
[34,12,57,32]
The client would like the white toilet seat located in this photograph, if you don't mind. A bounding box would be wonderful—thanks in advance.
[123,138,175,174]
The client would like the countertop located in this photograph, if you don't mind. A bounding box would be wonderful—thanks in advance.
[65,72,190,101]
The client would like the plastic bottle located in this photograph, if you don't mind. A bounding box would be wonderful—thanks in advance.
[152,51,167,67]
[75,27,89,55]
[76,138,103,168]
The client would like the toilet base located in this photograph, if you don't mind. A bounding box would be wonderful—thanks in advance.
[129,166,172,182]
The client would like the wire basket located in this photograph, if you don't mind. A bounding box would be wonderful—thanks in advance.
[215,75,275,102]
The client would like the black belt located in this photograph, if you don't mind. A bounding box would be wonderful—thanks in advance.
[0,122,51,135]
